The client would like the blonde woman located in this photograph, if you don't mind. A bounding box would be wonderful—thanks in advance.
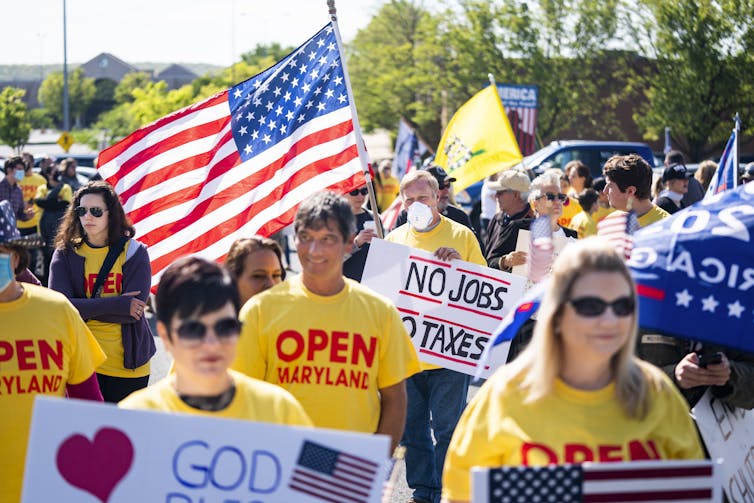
[442,239,702,503]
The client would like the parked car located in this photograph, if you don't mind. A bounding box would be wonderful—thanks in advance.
[517,140,657,180]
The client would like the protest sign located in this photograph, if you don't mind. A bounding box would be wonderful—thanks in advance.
[361,239,526,378]
[23,397,389,503]
[693,390,754,502]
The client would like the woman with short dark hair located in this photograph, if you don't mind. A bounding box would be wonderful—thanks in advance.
[225,236,286,306]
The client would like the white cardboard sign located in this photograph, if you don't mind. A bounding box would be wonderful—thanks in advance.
[23,397,389,503]
[692,389,754,502]
[362,239,526,378]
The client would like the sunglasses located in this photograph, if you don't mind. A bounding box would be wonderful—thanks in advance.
[349,188,369,196]
[175,318,242,343]
[537,192,568,202]
[569,296,635,317]
[75,206,107,218]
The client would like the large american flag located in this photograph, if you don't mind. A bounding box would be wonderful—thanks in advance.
[98,23,366,289]
[288,440,380,503]
[473,460,721,502]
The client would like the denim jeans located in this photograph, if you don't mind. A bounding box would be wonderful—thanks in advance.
[402,368,470,503]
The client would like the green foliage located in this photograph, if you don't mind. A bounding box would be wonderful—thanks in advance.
[241,43,295,67]
[0,87,31,151]
[37,68,96,128]
[114,72,154,104]
[628,0,754,160]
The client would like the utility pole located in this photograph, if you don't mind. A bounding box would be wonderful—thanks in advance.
[62,0,70,132]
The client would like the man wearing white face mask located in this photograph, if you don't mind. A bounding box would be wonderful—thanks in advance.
[0,200,106,502]
[385,170,485,503]
[0,157,34,224]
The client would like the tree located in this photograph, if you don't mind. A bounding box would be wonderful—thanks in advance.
[114,72,154,104]
[627,0,754,160]
[241,43,295,67]
[37,68,96,128]
[0,87,31,151]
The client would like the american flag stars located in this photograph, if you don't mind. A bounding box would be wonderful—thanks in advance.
[674,288,750,320]
[227,25,347,164]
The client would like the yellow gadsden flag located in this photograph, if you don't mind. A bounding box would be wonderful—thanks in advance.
[434,85,523,191]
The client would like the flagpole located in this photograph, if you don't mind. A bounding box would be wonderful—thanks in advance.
[734,113,740,187]
[327,0,385,238]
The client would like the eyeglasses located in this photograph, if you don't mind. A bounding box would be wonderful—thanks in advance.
[568,296,635,317]
[74,206,108,218]
[349,188,369,196]
[537,192,567,202]
[175,318,242,344]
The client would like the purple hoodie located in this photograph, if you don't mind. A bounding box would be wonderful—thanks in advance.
[49,239,156,370]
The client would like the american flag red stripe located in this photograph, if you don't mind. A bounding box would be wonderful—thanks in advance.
[474,460,721,503]
[98,23,366,290]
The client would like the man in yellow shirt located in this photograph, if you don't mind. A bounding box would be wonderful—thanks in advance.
[232,191,420,451]
[602,153,670,228]
[0,200,106,502]
[385,170,485,503]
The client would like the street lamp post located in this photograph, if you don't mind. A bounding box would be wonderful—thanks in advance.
[62,0,70,132]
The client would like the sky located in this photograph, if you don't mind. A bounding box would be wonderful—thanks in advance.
[0,0,396,67]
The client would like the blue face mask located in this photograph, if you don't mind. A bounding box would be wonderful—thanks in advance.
[0,253,13,293]
[14,169,25,181]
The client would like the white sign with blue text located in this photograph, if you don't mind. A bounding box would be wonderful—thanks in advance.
[362,239,526,379]
[23,397,389,503]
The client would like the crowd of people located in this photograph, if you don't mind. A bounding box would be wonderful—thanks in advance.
[1,149,752,502]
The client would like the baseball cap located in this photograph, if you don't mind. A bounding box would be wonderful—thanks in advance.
[486,170,531,193]
[422,165,456,187]
[662,163,693,182]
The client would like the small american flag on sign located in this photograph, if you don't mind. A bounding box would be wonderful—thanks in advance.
[472,460,721,503]
[289,440,380,503]
[597,210,639,261]
[526,216,554,283]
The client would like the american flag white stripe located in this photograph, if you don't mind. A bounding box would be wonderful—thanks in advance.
[597,210,637,261]
[99,23,367,290]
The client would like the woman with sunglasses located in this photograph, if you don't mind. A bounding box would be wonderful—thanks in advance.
[49,181,156,403]
[120,257,312,426]
[342,184,377,282]
[225,236,286,306]
[441,239,702,503]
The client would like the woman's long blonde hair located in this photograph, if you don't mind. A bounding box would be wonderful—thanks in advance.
[504,238,655,419]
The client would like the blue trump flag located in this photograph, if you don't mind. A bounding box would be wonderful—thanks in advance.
[393,118,430,180]
[629,182,754,352]
[705,128,738,199]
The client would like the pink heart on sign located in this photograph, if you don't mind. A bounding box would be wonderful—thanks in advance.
[55,427,134,503]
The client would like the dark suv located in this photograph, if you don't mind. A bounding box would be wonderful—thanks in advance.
[521,140,657,179]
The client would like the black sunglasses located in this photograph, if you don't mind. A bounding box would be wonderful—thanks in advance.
[175,318,242,343]
[349,187,369,196]
[569,296,635,317]
[538,192,568,202]
[75,206,107,218]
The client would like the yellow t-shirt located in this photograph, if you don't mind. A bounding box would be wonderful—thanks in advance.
[377,175,400,210]
[558,196,583,230]
[570,210,597,239]
[232,276,420,433]
[76,241,150,378]
[0,284,106,502]
[17,173,47,230]
[119,370,313,426]
[593,205,614,223]
[385,215,485,370]
[638,204,670,228]
[442,363,704,501]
